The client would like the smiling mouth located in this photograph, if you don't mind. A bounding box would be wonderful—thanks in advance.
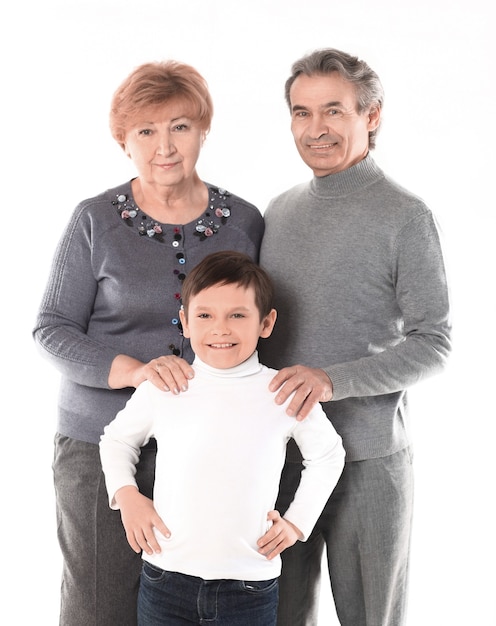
[209,343,235,349]
[308,142,337,150]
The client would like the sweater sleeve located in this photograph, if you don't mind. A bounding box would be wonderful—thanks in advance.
[325,211,452,400]
[99,382,156,508]
[282,410,345,540]
[33,203,121,388]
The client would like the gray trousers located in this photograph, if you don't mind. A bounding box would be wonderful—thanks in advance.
[276,447,414,626]
[53,434,156,626]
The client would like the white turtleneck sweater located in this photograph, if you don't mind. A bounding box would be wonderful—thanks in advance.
[100,352,344,581]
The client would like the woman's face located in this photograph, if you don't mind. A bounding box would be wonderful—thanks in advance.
[124,100,205,190]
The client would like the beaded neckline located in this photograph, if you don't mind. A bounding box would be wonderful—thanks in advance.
[112,185,232,242]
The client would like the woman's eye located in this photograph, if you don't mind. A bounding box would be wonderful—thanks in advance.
[173,124,188,131]
[138,129,153,136]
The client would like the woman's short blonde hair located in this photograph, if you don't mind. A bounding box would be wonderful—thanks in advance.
[109,61,213,149]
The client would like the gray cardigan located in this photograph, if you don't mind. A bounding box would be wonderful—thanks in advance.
[34,180,264,445]
[259,155,451,462]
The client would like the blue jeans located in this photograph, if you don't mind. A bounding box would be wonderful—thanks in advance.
[276,447,414,626]
[138,562,278,625]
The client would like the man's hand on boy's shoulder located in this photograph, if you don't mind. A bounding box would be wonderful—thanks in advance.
[257,510,303,560]
[269,365,333,420]
[114,486,171,555]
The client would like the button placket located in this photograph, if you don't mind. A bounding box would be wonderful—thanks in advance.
[170,226,186,355]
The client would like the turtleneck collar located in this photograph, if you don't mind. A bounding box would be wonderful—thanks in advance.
[310,153,384,198]
[193,351,263,378]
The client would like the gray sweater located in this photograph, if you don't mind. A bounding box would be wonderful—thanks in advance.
[259,155,451,462]
[34,180,264,445]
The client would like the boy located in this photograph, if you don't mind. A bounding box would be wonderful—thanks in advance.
[99,250,345,625]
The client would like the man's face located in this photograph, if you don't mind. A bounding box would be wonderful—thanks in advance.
[289,72,380,177]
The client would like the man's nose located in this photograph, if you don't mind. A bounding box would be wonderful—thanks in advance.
[309,114,330,139]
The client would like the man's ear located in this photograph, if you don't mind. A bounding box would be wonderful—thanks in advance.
[179,308,190,338]
[367,105,381,131]
[259,309,277,339]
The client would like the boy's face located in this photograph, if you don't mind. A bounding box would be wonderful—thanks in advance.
[179,282,276,369]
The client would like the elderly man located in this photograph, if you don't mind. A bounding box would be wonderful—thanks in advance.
[259,48,451,626]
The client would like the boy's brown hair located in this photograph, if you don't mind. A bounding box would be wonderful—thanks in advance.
[181,251,274,321]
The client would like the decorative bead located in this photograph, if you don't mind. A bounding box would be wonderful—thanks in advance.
[114,185,231,244]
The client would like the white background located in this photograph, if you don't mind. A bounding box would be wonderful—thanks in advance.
[2,0,494,624]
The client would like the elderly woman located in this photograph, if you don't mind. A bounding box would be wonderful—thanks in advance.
[33,61,264,626]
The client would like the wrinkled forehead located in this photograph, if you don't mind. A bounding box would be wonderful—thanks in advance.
[290,72,358,106]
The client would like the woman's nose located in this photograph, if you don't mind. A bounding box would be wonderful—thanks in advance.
[156,132,175,156]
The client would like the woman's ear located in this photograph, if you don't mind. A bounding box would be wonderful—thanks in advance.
[259,309,277,339]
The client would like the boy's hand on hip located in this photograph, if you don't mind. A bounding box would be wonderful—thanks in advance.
[257,510,302,560]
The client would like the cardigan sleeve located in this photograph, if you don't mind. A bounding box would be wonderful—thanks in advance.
[33,202,121,388]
